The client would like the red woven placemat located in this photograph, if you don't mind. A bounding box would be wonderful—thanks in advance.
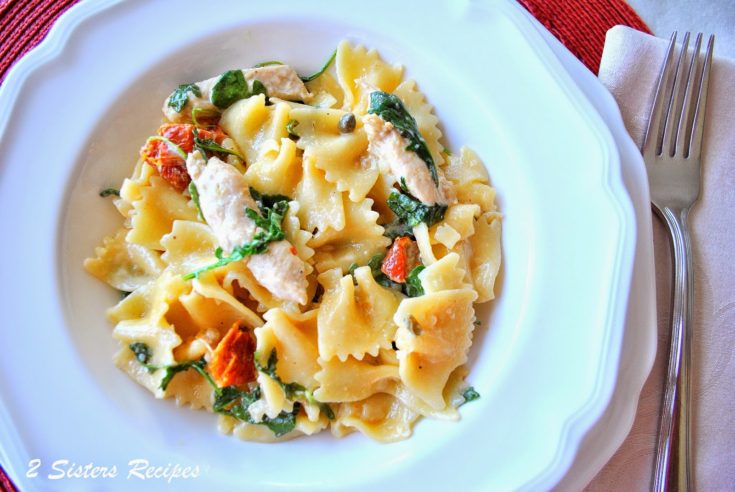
[0,0,649,489]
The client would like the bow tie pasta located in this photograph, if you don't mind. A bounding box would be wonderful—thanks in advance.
[84,41,501,443]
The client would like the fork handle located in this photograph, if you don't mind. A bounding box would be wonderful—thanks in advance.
[653,206,693,492]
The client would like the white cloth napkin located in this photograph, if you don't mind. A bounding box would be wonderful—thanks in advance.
[586,25,735,491]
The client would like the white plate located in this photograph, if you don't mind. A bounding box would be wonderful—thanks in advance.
[0,0,637,490]
[518,11,658,491]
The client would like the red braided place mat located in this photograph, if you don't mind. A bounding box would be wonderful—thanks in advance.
[0,0,650,489]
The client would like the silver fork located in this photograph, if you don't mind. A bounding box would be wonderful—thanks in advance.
[644,32,714,492]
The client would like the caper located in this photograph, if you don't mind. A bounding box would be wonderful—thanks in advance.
[338,113,356,133]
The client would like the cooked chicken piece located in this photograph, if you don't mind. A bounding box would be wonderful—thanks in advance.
[186,152,308,304]
[164,65,310,123]
[363,113,452,205]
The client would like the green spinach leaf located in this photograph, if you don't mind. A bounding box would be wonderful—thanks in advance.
[404,265,425,297]
[211,70,249,109]
[168,83,201,113]
[387,189,447,228]
[368,91,438,185]
[300,49,337,82]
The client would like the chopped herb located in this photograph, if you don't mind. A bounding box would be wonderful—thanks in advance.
[248,187,291,216]
[120,290,132,299]
[473,319,482,326]
[442,147,452,156]
[286,119,300,139]
[129,342,151,365]
[347,262,359,276]
[368,91,438,185]
[168,83,201,113]
[192,127,245,161]
[404,265,425,297]
[460,386,480,406]
[183,197,288,279]
[300,48,337,82]
[253,60,283,68]
[188,182,205,222]
[211,69,249,109]
[387,189,447,228]
[99,188,120,198]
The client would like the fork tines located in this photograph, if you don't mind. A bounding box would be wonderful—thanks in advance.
[643,32,714,160]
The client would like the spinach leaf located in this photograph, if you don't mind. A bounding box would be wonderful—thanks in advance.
[211,70,249,109]
[128,343,206,390]
[387,189,447,228]
[168,83,201,113]
[250,79,268,98]
[382,221,414,240]
[159,358,207,391]
[248,187,291,216]
[188,181,205,222]
[183,197,289,280]
[99,188,120,198]
[300,49,337,82]
[368,91,438,185]
[364,253,402,290]
[459,386,480,406]
[262,404,300,437]
[192,127,245,161]
[404,265,425,297]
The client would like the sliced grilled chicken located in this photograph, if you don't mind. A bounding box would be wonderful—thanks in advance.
[186,152,308,304]
[363,113,452,205]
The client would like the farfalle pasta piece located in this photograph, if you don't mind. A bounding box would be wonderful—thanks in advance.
[394,287,478,410]
[219,95,289,165]
[243,136,301,197]
[311,196,390,274]
[469,211,502,303]
[316,267,402,361]
[84,228,165,292]
[336,41,403,115]
[160,220,218,275]
[445,147,497,213]
[330,393,418,442]
[109,270,188,396]
[289,105,378,202]
[255,309,321,390]
[294,155,345,236]
[127,176,198,250]
[314,355,399,402]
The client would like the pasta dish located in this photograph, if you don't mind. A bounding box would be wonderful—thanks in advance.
[84,41,501,442]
